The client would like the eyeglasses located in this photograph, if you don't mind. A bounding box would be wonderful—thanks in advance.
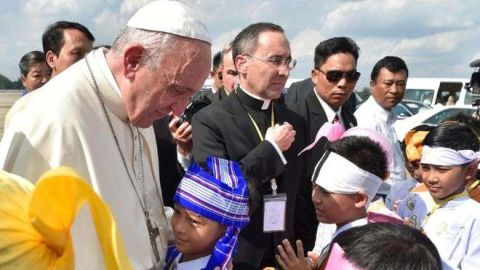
[245,54,297,70]
[317,69,360,83]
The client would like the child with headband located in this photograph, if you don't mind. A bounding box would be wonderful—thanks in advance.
[397,122,480,269]
[164,157,250,270]
[276,134,389,270]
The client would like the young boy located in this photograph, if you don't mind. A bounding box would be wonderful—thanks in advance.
[276,135,389,270]
[397,122,480,269]
[164,157,250,270]
[385,124,433,210]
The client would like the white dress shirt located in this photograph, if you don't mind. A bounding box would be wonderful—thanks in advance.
[355,96,406,194]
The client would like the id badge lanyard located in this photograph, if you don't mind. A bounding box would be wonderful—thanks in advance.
[246,104,287,232]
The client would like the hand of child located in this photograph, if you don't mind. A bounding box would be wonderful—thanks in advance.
[307,251,320,266]
[275,239,313,270]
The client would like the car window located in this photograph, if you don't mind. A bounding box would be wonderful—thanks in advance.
[405,89,435,106]
[423,108,476,125]
[392,104,412,118]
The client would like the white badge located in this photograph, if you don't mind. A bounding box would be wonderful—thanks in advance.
[263,193,287,232]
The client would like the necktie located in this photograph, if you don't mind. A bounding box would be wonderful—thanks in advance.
[332,114,340,124]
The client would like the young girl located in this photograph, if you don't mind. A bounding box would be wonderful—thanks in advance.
[397,122,480,269]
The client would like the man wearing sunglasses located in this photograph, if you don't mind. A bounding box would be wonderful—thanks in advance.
[192,22,308,269]
[355,56,409,195]
[288,37,360,252]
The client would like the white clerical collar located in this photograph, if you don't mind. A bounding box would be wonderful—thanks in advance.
[332,217,368,240]
[93,48,123,99]
[176,255,211,270]
[239,86,271,110]
[314,88,342,123]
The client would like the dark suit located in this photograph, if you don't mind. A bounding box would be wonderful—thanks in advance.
[153,117,184,207]
[192,88,307,269]
[289,90,357,250]
[285,77,357,112]
[284,78,313,106]
[208,86,229,103]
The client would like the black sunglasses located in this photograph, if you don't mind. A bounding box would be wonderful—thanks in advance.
[317,69,361,83]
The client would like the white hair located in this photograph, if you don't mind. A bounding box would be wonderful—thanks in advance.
[111,27,176,70]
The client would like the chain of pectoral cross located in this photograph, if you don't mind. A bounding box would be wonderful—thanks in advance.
[86,57,160,262]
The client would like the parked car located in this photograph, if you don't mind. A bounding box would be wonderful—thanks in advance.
[392,99,431,119]
[395,105,477,140]
[404,77,471,107]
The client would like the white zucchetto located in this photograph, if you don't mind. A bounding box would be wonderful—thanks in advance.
[127,0,211,44]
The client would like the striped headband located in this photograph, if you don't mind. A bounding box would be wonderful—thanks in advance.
[174,157,250,228]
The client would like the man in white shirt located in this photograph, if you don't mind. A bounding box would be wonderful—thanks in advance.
[355,56,409,194]
[0,1,211,269]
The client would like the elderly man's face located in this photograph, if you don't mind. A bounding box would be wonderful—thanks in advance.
[370,67,407,110]
[237,31,291,100]
[47,28,93,76]
[125,38,211,128]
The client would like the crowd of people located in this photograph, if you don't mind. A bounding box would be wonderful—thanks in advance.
[0,1,479,269]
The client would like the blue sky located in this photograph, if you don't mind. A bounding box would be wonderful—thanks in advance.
[1,0,479,89]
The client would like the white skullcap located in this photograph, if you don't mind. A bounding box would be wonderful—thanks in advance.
[127,0,211,44]
[312,151,383,206]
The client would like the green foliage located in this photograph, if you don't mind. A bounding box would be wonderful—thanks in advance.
[0,74,22,90]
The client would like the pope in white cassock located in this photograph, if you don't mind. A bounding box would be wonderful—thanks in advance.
[0,1,212,269]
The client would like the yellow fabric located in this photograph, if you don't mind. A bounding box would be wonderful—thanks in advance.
[404,130,429,162]
[0,167,132,270]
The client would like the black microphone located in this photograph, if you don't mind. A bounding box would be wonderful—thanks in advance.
[469,59,480,68]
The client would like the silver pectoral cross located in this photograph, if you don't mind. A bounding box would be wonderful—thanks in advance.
[145,211,161,262]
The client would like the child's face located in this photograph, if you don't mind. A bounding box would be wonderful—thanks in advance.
[311,184,359,226]
[171,203,227,261]
[421,163,473,200]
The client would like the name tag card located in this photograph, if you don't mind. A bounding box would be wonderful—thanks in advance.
[263,194,287,232]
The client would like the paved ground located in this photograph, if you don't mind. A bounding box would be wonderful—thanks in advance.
[0,90,22,139]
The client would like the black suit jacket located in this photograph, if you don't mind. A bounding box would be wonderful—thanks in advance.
[153,117,184,207]
[192,89,307,268]
[284,78,313,106]
[289,90,357,250]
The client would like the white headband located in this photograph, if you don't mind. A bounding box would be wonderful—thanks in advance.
[312,152,383,204]
[421,146,480,166]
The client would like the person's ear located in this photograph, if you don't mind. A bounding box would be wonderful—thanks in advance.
[354,191,368,209]
[311,69,318,85]
[464,161,478,183]
[123,44,145,80]
[235,55,248,74]
[20,75,27,88]
[369,80,375,89]
[45,51,57,70]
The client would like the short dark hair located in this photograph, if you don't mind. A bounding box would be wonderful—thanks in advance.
[423,121,480,152]
[42,21,95,55]
[328,223,442,270]
[313,37,359,70]
[18,51,47,76]
[370,56,409,82]
[328,136,388,180]
[212,51,222,72]
[232,22,284,61]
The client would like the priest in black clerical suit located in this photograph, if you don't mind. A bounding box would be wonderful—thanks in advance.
[192,87,307,268]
